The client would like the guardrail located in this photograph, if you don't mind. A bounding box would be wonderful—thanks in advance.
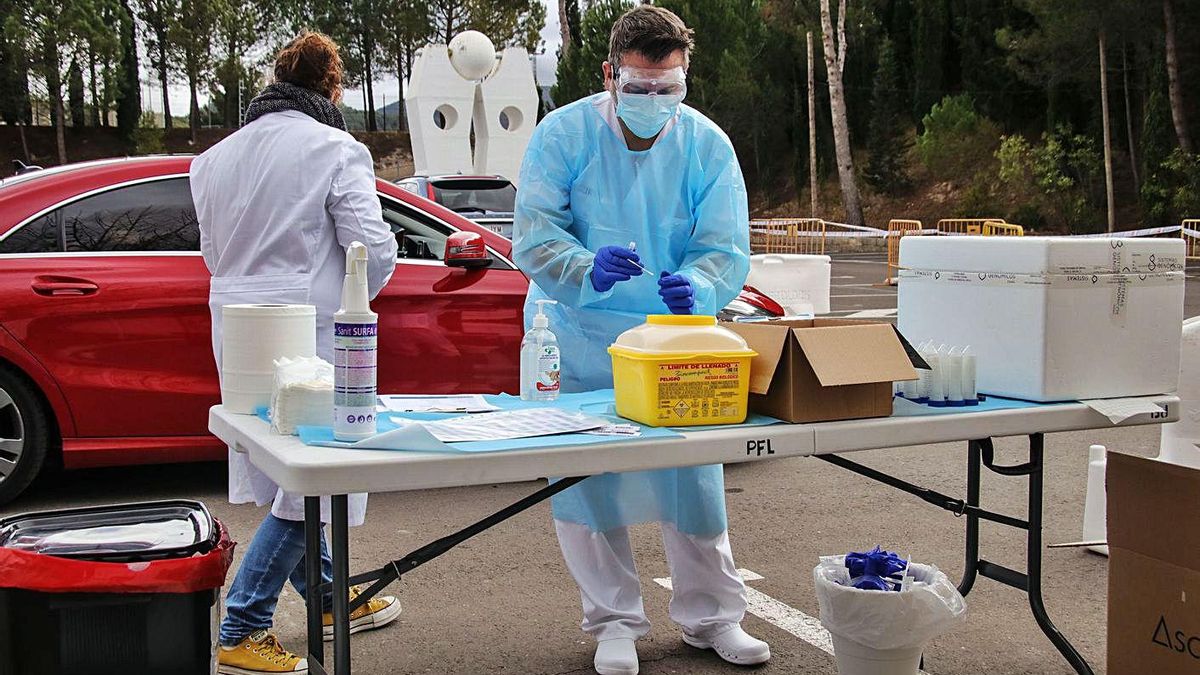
[1184,220,1200,260]
[885,219,924,285]
[749,218,827,255]
[935,218,1012,236]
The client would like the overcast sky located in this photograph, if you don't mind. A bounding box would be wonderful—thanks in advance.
[146,1,563,117]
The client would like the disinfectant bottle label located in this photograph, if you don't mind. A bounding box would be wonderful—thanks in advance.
[334,322,377,436]
[536,345,560,392]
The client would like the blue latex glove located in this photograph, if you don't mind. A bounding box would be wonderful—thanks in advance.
[658,271,694,314]
[845,546,908,592]
[590,246,644,292]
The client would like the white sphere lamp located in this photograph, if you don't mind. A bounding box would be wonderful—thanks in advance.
[448,31,497,81]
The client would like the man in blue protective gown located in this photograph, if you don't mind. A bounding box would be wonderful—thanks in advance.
[512,6,769,674]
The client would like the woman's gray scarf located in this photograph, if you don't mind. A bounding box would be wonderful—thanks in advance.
[243,82,346,131]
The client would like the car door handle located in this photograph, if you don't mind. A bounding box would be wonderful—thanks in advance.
[31,277,99,296]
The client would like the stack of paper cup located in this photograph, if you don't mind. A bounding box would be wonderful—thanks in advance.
[221,304,316,414]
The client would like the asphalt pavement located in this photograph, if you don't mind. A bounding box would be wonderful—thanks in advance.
[3,252,1198,675]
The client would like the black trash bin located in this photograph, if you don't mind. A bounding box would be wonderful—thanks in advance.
[0,500,234,675]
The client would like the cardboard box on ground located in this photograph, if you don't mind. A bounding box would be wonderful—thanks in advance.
[722,319,922,423]
[1107,452,1200,674]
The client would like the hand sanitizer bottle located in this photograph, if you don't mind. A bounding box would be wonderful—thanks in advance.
[334,242,377,441]
[521,299,561,401]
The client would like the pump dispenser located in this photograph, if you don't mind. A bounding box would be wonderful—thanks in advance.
[333,242,378,441]
[521,299,561,401]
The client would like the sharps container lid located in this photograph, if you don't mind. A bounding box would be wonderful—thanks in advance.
[0,499,217,562]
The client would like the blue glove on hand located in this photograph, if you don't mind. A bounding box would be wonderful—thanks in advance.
[590,246,644,292]
[658,272,694,314]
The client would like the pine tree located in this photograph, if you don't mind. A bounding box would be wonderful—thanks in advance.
[1140,59,1178,224]
[551,0,630,107]
[116,0,141,142]
[68,58,86,127]
[865,38,911,193]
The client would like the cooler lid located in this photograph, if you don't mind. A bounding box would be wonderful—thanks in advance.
[0,500,216,561]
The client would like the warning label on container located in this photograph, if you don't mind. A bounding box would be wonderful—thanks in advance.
[655,361,743,421]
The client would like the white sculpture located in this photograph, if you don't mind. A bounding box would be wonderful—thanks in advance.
[406,33,539,185]
[448,31,497,80]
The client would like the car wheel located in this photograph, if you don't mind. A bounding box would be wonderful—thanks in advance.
[0,367,52,505]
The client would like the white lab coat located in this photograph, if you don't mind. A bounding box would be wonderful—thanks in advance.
[192,109,398,526]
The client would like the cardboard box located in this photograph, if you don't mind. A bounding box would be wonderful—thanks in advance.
[898,236,1185,401]
[1107,452,1200,674]
[723,319,919,423]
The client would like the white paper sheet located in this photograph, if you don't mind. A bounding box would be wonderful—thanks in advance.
[416,408,607,442]
[379,394,499,414]
[1082,398,1167,425]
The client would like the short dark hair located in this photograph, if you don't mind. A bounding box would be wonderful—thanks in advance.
[608,5,694,67]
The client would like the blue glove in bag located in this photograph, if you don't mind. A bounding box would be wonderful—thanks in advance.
[591,246,644,292]
[658,272,695,314]
[845,546,909,591]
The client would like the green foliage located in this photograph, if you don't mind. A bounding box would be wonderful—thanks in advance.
[996,126,1103,232]
[132,111,165,153]
[865,38,911,194]
[68,59,86,126]
[916,95,1001,179]
[116,0,141,141]
[427,0,546,51]
[551,0,630,107]
[1143,149,1200,224]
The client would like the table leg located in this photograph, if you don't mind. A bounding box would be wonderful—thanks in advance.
[819,435,1095,675]
[331,495,351,675]
[304,497,325,669]
[1023,434,1094,675]
[956,439,983,597]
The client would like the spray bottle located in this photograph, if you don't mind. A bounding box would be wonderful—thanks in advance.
[521,299,560,401]
[333,242,377,441]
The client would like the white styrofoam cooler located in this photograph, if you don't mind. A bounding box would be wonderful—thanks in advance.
[897,236,1186,401]
[747,254,831,315]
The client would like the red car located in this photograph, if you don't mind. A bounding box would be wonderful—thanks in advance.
[0,156,528,504]
[0,157,782,505]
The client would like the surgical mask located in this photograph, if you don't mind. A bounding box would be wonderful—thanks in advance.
[613,65,687,139]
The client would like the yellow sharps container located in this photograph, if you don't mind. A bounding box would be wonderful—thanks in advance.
[608,315,757,427]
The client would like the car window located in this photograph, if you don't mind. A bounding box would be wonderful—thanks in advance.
[0,213,60,254]
[380,196,454,261]
[61,178,200,252]
[431,180,516,214]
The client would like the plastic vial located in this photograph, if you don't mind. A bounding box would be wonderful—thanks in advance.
[928,344,948,407]
[915,341,932,403]
[946,346,965,406]
[962,346,978,405]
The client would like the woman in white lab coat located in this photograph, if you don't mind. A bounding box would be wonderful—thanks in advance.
[191,32,400,674]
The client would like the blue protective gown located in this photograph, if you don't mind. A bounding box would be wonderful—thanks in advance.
[513,92,750,536]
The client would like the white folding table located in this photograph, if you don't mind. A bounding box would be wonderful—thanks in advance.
[210,395,1178,675]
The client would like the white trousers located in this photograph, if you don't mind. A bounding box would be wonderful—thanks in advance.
[555,519,747,642]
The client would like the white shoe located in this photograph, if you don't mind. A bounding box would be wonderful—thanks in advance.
[683,625,771,665]
[594,637,639,675]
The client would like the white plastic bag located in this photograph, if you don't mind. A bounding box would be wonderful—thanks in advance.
[270,356,335,435]
[813,555,967,652]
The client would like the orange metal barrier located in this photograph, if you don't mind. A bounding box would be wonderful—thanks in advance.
[935,218,1013,236]
[1184,220,1200,260]
[750,218,826,255]
[885,219,924,285]
[982,221,1024,236]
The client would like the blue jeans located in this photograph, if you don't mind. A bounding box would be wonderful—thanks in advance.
[220,512,333,646]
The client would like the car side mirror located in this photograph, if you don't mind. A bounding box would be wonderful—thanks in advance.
[444,231,491,269]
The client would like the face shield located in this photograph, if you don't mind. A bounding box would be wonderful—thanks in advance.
[612,65,687,139]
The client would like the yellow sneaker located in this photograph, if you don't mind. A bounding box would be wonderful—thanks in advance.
[217,629,308,674]
[322,584,402,640]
